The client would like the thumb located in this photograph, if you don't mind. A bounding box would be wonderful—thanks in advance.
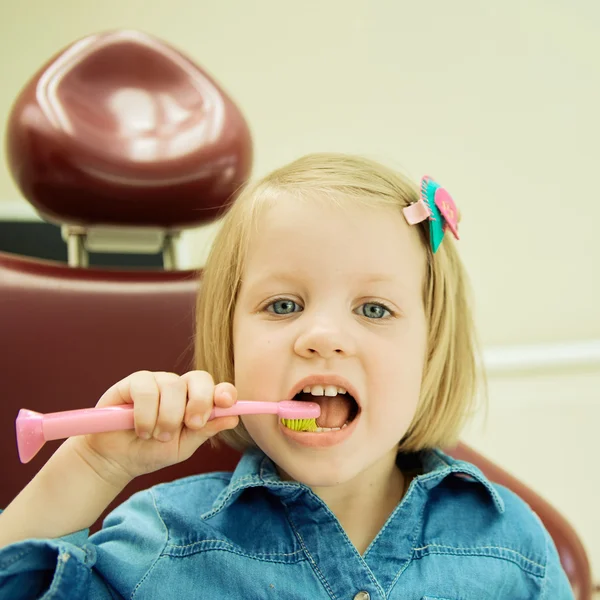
[177,415,240,461]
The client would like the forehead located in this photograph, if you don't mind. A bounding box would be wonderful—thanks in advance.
[242,194,427,291]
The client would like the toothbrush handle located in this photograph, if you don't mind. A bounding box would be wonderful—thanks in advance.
[41,401,279,441]
[210,401,278,418]
[43,406,134,440]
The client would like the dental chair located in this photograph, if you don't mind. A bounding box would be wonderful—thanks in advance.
[0,31,592,599]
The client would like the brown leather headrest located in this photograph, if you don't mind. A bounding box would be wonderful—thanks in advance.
[5,30,253,229]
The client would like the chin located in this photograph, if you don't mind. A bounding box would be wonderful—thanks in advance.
[274,453,362,488]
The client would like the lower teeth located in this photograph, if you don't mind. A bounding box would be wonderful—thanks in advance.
[314,423,349,433]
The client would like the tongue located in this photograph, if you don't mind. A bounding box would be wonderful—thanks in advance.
[298,393,351,428]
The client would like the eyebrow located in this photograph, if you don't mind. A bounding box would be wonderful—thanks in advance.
[244,272,398,288]
[361,274,397,284]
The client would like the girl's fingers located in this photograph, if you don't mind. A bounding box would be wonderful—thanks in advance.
[213,382,238,408]
[152,373,187,442]
[182,371,216,430]
[127,371,161,439]
[95,370,238,444]
[197,415,240,438]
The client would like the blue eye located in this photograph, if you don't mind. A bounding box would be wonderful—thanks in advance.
[267,299,302,315]
[358,303,391,319]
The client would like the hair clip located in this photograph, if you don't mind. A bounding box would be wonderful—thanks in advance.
[403,176,460,253]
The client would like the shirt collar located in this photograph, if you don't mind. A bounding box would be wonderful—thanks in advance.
[418,448,505,513]
[201,448,305,519]
[203,446,505,519]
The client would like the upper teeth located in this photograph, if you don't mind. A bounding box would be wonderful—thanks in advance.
[302,385,347,396]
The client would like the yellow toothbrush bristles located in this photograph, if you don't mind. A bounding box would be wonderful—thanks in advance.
[281,417,318,432]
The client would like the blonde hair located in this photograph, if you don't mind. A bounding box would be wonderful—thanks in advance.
[195,153,484,452]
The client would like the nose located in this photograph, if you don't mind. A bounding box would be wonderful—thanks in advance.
[293,313,357,359]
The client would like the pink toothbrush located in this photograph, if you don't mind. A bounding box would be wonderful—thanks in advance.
[15,400,320,464]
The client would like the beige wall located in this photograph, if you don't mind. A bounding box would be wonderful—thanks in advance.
[1,0,599,575]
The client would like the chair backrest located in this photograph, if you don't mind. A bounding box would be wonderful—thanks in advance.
[0,252,242,519]
[0,29,592,599]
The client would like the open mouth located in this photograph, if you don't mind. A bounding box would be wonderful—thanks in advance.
[288,389,360,432]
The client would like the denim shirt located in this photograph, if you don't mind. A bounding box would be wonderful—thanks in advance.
[0,448,573,599]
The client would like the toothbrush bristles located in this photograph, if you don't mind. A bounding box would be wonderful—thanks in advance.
[281,417,318,432]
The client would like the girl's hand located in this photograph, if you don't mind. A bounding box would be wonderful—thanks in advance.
[69,370,239,486]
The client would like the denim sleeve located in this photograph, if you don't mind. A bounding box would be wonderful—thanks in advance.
[0,489,167,600]
[0,528,102,600]
[540,527,576,600]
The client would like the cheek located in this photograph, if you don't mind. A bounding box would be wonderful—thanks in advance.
[367,362,423,443]
[234,314,285,360]
[232,318,281,393]
[373,361,423,413]
[370,323,426,410]
[232,314,251,387]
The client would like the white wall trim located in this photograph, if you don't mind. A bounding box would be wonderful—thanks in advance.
[483,340,600,374]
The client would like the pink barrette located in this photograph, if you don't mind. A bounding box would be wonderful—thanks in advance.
[403,176,460,253]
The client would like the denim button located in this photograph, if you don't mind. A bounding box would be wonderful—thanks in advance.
[353,592,370,600]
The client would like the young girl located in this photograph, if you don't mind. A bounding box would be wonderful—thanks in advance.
[0,154,572,599]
